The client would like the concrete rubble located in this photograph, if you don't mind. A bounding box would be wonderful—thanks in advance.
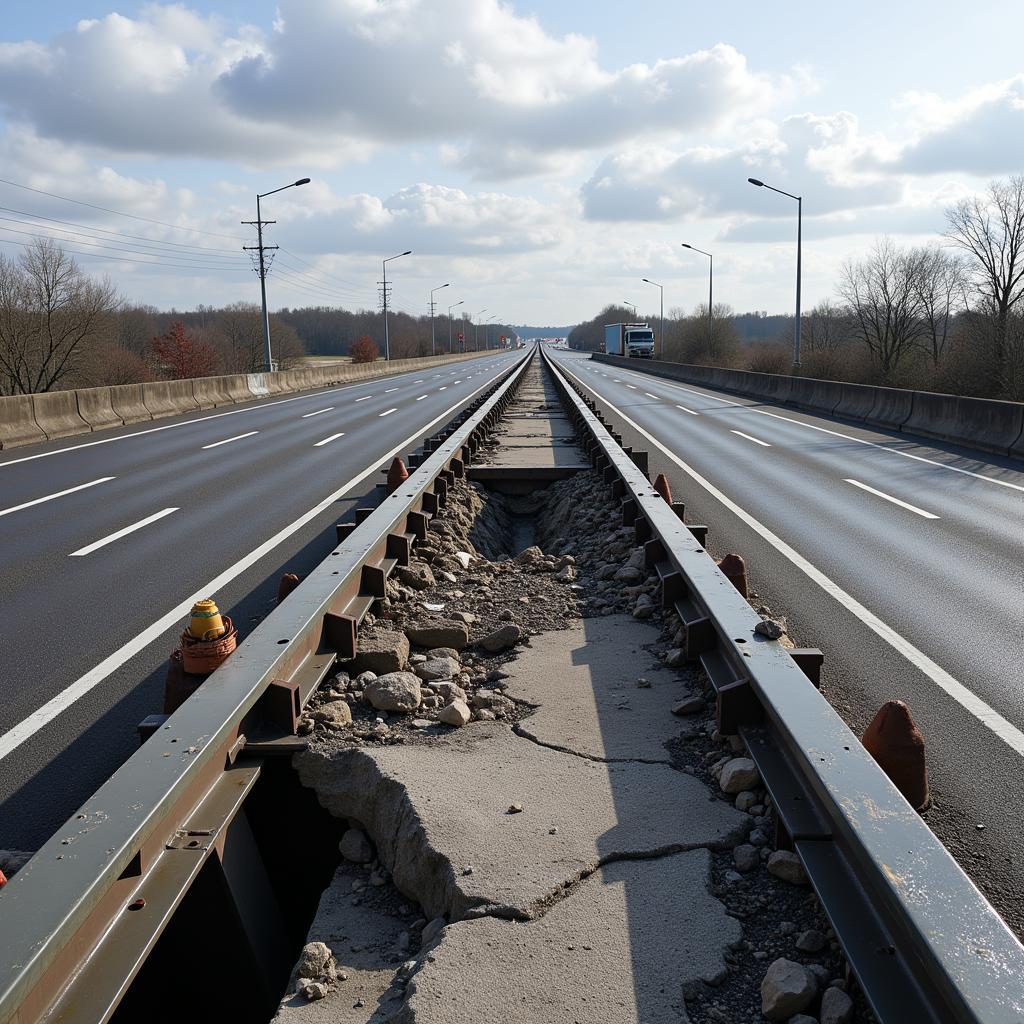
[274,377,869,1023]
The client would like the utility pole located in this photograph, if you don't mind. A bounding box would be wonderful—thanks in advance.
[380,250,412,361]
[430,283,450,357]
[243,178,309,373]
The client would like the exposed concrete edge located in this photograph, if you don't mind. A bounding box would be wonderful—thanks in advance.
[0,350,495,450]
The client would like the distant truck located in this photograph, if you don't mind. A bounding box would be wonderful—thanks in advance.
[604,322,655,358]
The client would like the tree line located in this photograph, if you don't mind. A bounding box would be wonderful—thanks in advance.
[568,175,1024,400]
[0,236,515,395]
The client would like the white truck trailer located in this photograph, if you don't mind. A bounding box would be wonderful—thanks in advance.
[603,322,655,358]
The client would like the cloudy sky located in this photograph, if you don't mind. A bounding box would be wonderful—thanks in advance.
[0,1,1021,325]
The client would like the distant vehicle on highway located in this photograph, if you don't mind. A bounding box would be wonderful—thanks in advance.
[604,322,655,358]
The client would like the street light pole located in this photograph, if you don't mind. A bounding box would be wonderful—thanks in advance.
[448,300,464,352]
[381,250,412,361]
[623,300,637,318]
[641,278,664,359]
[682,244,714,358]
[474,309,487,350]
[430,283,449,356]
[748,177,802,369]
[243,177,310,373]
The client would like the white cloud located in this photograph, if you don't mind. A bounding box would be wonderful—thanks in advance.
[883,76,1024,176]
[0,2,802,170]
[580,112,901,225]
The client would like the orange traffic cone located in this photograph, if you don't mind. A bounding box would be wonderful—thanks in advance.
[0,869,7,888]
[861,700,930,811]
[653,473,673,503]
[717,554,748,597]
[277,572,300,604]
[387,457,410,495]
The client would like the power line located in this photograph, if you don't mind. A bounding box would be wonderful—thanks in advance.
[0,231,245,273]
[0,215,249,265]
[278,247,370,291]
[0,204,245,257]
[0,176,244,243]
[0,220,249,268]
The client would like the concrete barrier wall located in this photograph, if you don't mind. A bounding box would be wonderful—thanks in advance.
[0,350,500,450]
[0,394,47,448]
[109,384,151,425]
[221,375,253,403]
[590,352,1023,460]
[142,380,200,418]
[31,390,90,440]
[75,387,123,431]
[904,393,1024,456]
[833,382,880,422]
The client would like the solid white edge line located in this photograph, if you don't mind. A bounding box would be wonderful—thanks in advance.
[0,366,520,761]
[556,360,1024,757]
[0,358,495,470]
[301,407,334,418]
[618,369,1022,492]
[313,432,346,447]
[730,429,772,448]
[750,408,1024,493]
[69,507,179,557]
[0,476,115,518]
[845,478,940,519]
[379,408,397,417]
[201,431,258,450]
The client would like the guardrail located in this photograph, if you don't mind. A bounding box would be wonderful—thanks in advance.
[0,350,496,450]
[589,353,1024,459]
[544,348,1024,1024]
[0,349,533,1024]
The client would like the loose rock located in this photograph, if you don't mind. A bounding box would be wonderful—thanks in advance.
[719,757,761,794]
[338,828,374,864]
[350,629,410,675]
[363,671,422,712]
[821,986,855,1024]
[760,958,816,1020]
[438,699,472,727]
[767,849,809,886]
[479,624,522,653]
[296,941,333,979]
[404,621,470,650]
[312,699,352,729]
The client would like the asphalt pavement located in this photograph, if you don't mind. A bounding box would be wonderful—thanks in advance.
[0,350,523,849]
[549,349,1024,935]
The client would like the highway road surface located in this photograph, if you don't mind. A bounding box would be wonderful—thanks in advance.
[0,350,523,850]
[548,349,1024,935]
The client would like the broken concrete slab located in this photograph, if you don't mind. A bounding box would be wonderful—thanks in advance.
[397,850,739,1024]
[502,615,692,762]
[295,723,745,923]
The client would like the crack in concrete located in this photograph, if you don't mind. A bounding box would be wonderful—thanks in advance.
[511,721,669,767]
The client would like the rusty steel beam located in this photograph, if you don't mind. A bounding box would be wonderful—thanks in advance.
[542,347,1024,1024]
[0,351,533,1024]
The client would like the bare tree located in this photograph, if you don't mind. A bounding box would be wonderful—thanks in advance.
[910,245,968,367]
[0,238,118,394]
[839,239,926,378]
[803,301,853,355]
[945,176,1024,385]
